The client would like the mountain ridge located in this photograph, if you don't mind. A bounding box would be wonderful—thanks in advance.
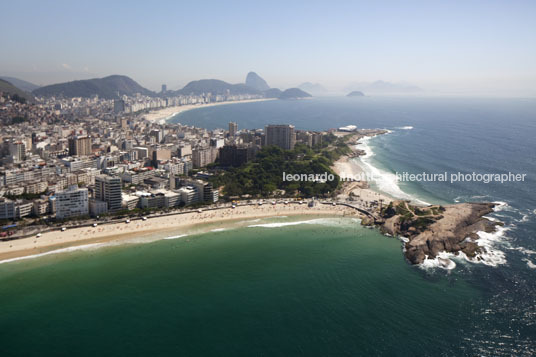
[32,75,156,99]
[0,79,35,103]
[171,79,261,96]
[0,76,40,92]
[298,82,328,95]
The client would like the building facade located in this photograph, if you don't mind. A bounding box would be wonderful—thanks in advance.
[94,175,122,212]
[265,124,296,150]
[55,185,89,219]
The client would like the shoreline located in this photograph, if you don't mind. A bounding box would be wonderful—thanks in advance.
[332,130,504,268]
[142,98,276,123]
[331,130,394,210]
[0,203,362,264]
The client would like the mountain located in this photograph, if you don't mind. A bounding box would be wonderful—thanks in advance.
[174,79,261,96]
[298,82,328,95]
[345,80,422,94]
[0,79,35,103]
[32,75,156,99]
[245,72,270,91]
[0,76,40,92]
[263,88,283,98]
[347,91,365,97]
[278,88,312,99]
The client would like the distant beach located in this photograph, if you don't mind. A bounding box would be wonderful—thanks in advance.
[142,98,275,123]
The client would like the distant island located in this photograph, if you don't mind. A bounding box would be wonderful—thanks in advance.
[346,91,365,97]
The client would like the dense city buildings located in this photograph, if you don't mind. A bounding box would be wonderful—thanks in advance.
[0,88,326,226]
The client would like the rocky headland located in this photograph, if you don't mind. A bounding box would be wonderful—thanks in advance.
[367,200,500,264]
[335,130,502,266]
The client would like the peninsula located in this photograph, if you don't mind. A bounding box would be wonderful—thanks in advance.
[332,131,503,266]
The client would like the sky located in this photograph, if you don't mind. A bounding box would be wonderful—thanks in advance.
[1,0,535,96]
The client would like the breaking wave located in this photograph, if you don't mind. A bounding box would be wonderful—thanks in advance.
[163,234,188,240]
[248,218,360,229]
[0,243,108,265]
[356,136,430,205]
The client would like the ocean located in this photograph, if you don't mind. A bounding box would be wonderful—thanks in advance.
[1,97,535,355]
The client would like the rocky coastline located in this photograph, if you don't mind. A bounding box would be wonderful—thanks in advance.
[336,130,502,266]
[365,200,501,265]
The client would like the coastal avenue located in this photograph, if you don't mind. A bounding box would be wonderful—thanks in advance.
[1,198,380,241]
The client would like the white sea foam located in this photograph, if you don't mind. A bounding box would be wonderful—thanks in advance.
[211,228,227,232]
[0,231,197,264]
[163,234,188,240]
[490,201,531,224]
[493,201,511,212]
[395,126,414,130]
[523,259,536,269]
[510,247,536,255]
[420,226,509,270]
[0,243,107,265]
[248,218,360,229]
[420,252,457,270]
[356,137,430,205]
[472,226,508,266]
[248,221,308,228]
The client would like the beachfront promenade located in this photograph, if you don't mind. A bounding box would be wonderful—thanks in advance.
[2,198,380,241]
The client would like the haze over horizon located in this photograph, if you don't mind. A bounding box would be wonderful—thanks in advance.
[1,0,535,96]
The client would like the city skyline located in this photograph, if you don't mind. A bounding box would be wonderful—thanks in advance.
[1,0,535,96]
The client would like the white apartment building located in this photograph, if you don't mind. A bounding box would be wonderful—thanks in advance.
[55,185,89,219]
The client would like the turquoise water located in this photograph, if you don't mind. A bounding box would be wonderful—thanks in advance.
[0,217,478,356]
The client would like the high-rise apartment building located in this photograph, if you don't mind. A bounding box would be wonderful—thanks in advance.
[94,175,122,212]
[68,136,92,156]
[55,185,89,219]
[192,147,218,168]
[8,141,26,162]
[229,122,238,137]
[265,124,296,150]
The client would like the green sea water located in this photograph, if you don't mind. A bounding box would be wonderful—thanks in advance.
[0,217,479,356]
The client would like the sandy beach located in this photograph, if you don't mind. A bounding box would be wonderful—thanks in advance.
[0,203,361,263]
[142,98,275,123]
[331,135,393,207]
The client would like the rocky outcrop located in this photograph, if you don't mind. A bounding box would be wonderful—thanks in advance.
[376,201,499,264]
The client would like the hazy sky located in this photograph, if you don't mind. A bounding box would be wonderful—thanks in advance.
[1,0,535,95]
